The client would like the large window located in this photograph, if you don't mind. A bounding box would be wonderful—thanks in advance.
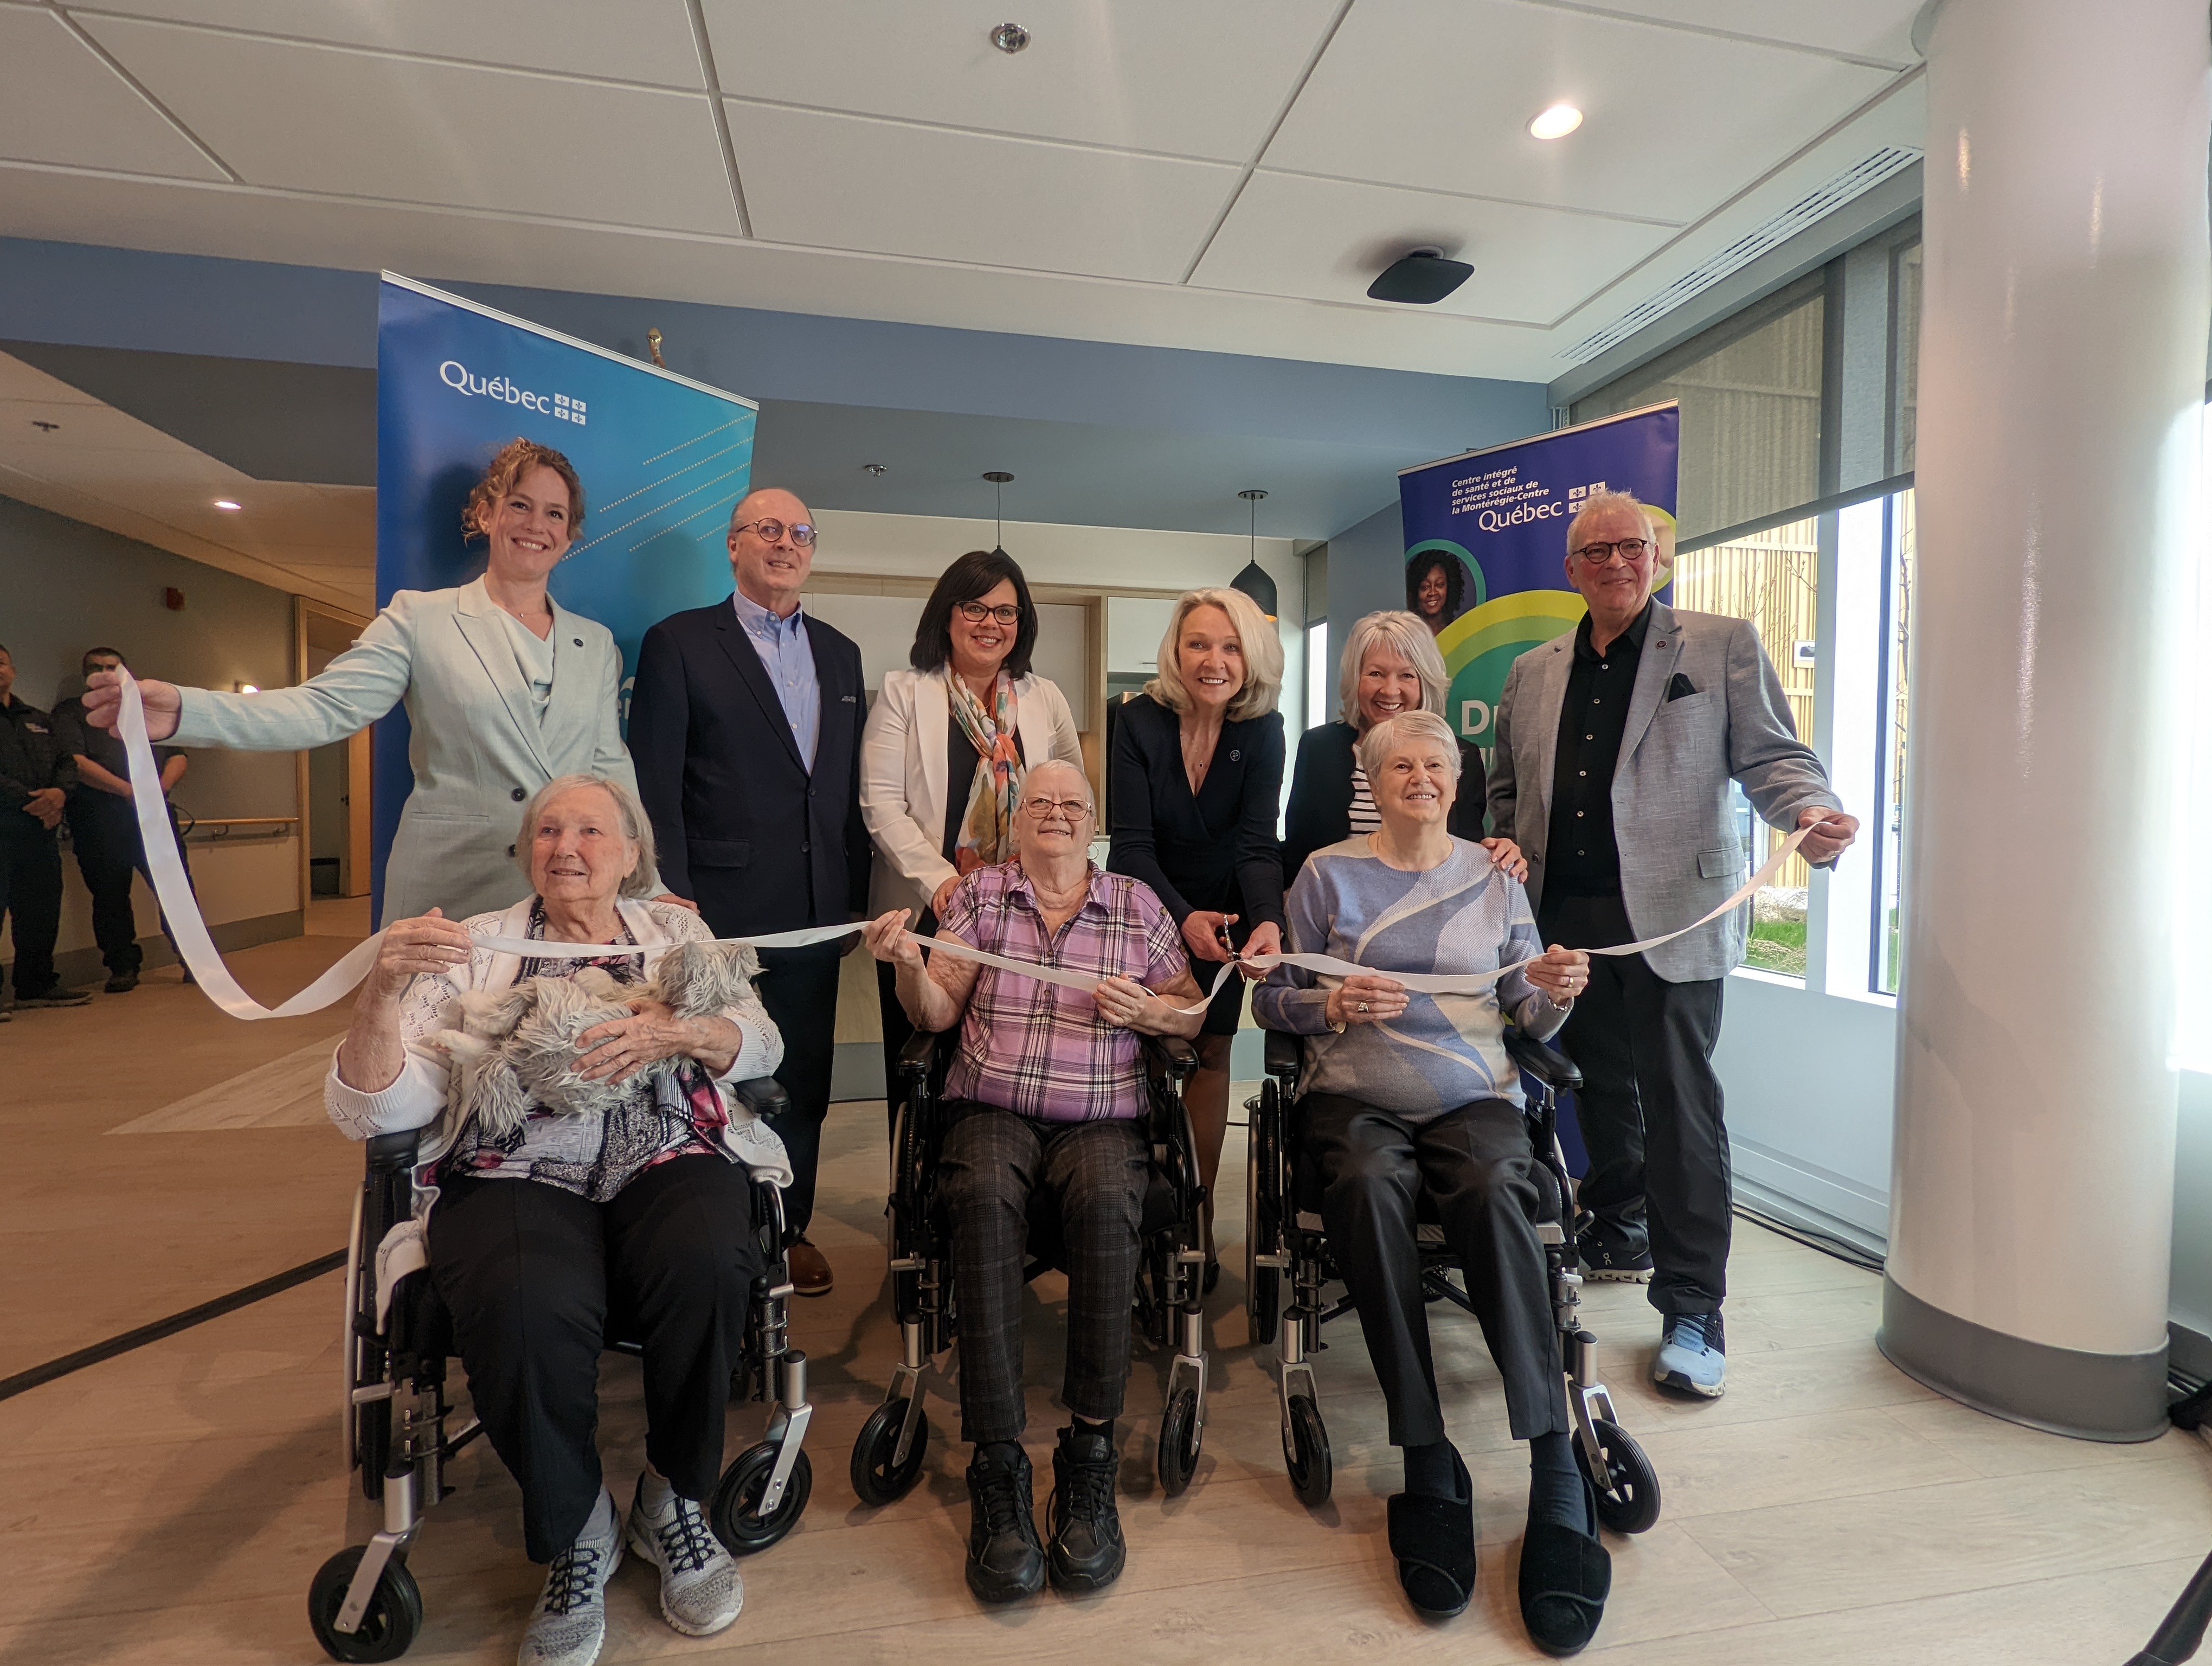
[1573,275,1826,542]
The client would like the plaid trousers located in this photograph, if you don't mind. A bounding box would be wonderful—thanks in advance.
[937,1100,1149,1444]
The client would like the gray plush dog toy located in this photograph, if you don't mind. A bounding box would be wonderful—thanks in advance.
[430,939,761,1139]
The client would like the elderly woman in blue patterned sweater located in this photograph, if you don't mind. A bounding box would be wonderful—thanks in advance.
[1252,708,1607,1655]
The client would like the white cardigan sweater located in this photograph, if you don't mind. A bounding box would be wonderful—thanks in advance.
[324,896,792,1197]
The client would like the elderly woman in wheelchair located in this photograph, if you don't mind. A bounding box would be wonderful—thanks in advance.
[1251,710,1612,1655]
[321,773,793,1666]
[863,758,1206,1604]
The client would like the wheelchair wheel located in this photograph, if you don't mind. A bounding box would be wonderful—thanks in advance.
[1158,1385,1202,1497]
[1578,1418,1662,1534]
[711,1440,813,1555]
[1284,1393,1332,1508]
[850,1396,929,1507]
[307,1545,422,1663]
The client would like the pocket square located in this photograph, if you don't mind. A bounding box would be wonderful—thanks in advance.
[1666,672,1697,701]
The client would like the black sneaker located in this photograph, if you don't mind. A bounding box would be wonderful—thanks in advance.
[105,970,139,994]
[1046,1422,1125,1593]
[14,986,91,1008]
[964,1443,1045,1603]
[1578,1238,1654,1284]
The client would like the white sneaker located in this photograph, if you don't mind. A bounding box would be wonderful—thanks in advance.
[520,1490,622,1666]
[626,1471,744,1637]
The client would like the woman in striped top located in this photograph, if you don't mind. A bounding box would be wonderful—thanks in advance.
[1281,610,1521,885]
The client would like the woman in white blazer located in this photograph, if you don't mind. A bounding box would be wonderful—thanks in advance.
[82,438,659,925]
[860,548,1084,1093]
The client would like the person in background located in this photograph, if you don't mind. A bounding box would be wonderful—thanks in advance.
[1489,489,1857,1399]
[1407,550,1467,637]
[859,547,1085,1106]
[628,488,870,1300]
[1282,609,1521,884]
[0,644,90,1014]
[1253,709,1605,1650]
[1107,586,1285,1290]
[81,438,663,926]
[53,646,191,992]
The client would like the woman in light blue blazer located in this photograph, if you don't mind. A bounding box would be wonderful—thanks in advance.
[85,438,660,924]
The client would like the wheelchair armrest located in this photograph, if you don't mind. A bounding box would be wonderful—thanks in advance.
[731,1075,789,1120]
[1504,1027,1582,1093]
[365,1131,422,1174]
[1144,1034,1198,1087]
[1263,1028,1303,1081]
[897,1027,942,1080]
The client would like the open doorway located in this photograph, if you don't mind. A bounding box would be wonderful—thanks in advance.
[294,599,372,902]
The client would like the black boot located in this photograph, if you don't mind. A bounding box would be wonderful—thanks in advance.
[964,1442,1045,1603]
[1046,1421,1126,1592]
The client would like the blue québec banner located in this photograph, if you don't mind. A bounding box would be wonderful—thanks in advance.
[1398,403,1680,749]
[372,273,756,917]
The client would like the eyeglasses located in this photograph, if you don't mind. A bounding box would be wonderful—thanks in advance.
[956,601,1023,625]
[1020,796,1092,822]
[1571,537,1652,565]
[732,518,816,547]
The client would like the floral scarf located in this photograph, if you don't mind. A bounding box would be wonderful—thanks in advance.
[946,665,1023,873]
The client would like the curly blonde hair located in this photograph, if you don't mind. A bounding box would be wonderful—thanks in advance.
[461,438,586,541]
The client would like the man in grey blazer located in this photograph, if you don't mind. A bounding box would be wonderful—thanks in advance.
[1489,491,1858,1399]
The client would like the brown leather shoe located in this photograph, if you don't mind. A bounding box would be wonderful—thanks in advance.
[786,1237,833,1298]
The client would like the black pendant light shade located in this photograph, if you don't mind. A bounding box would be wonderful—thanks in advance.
[1233,488,1277,621]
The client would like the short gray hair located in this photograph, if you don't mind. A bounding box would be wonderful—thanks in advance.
[1023,756,1095,813]
[1337,609,1449,728]
[513,773,658,899]
[1355,709,1462,783]
[1566,489,1656,558]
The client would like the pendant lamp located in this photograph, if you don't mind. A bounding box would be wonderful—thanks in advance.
[1231,488,1278,621]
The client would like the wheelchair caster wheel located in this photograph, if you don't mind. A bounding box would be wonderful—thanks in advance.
[1159,1385,1202,1497]
[1577,1418,1662,1534]
[850,1396,929,1506]
[1284,1393,1332,1508]
[711,1441,813,1555]
[308,1545,422,1663]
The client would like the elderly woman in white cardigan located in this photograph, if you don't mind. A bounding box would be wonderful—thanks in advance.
[859,548,1084,1100]
[327,773,784,1666]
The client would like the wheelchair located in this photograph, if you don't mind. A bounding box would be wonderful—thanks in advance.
[848,1023,1211,1507]
[1245,1028,1662,1534]
[307,1078,815,1663]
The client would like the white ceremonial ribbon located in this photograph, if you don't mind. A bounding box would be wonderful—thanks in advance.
[115,668,1818,1023]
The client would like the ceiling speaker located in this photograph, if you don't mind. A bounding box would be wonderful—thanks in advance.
[1366,251,1472,305]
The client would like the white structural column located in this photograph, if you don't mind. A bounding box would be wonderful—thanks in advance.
[1884,0,2210,1439]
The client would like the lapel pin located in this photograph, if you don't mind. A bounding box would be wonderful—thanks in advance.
[1230,749,1242,762]
[571,637,583,647]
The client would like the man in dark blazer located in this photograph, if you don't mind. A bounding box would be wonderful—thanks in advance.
[629,488,870,1297]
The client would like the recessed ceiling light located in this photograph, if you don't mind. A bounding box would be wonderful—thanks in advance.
[1529,104,1583,140]
[989,22,1030,53]
[213,498,242,511]
[862,462,889,476]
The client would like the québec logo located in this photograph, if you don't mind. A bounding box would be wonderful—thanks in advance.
[439,360,587,426]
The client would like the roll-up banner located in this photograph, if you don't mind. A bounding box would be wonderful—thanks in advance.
[373,273,757,920]
[1398,402,1680,751]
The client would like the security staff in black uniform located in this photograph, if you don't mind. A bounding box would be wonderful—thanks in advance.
[0,644,91,1013]
[53,647,192,993]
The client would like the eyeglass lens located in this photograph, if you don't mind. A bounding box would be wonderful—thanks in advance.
[1023,798,1089,818]
[1573,537,1649,563]
[957,602,1023,624]
[742,518,816,546]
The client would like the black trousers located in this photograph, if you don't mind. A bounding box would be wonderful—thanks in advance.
[937,1102,1149,1445]
[427,1156,764,1562]
[1540,891,1730,1318]
[0,830,64,999]
[1302,1092,1569,1446]
[72,809,192,975]
[753,940,841,1238]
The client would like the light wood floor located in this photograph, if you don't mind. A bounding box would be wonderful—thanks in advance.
[3,916,2208,1664]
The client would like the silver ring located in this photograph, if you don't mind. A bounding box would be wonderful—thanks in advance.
[1359,1001,1370,1015]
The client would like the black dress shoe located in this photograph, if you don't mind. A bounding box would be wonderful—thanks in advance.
[1388,1449,1476,1618]
[104,970,139,994]
[1519,1477,1611,1656]
[1046,1422,1125,1592]
[964,1443,1045,1603]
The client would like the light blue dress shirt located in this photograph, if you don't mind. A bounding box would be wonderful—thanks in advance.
[732,586,820,768]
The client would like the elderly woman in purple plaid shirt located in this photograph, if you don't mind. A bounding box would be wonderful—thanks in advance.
[864,757,1204,1605]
